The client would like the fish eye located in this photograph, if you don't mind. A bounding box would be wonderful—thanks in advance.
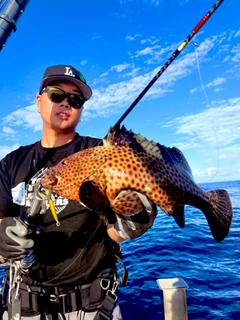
[61,159,68,165]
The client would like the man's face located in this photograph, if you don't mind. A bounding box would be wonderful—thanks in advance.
[36,81,84,134]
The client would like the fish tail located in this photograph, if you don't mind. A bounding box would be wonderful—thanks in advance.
[204,190,233,242]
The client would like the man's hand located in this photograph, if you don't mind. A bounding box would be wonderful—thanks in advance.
[107,191,158,241]
[0,217,34,260]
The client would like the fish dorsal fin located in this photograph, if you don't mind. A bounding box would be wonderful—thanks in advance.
[132,132,161,156]
[104,125,194,180]
[157,144,194,180]
[104,126,161,156]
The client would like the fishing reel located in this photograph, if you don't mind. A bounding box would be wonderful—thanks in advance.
[19,181,50,270]
[17,180,59,271]
[6,181,58,319]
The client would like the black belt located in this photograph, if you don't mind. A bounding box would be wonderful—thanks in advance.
[19,268,116,315]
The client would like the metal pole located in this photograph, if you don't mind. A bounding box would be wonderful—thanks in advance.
[0,0,30,50]
[157,278,189,320]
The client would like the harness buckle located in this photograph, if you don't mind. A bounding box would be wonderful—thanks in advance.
[106,280,118,302]
[100,278,110,290]
[49,293,62,313]
[106,290,117,302]
[50,294,58,302]
[111,281,118,294]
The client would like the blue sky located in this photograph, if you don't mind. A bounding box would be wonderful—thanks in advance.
[0,0,239,183]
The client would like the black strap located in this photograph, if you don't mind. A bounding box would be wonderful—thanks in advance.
[92,255,128,320]
[114,254,128,288]
[23,133,80,184]
[23,147,58,184]
[94,293,116,320]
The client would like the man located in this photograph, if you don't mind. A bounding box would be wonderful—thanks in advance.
[0,65,157,320]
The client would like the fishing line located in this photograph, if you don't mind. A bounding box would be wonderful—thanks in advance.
[158,48,221,183]
[223,0,235,10]
[42,220,104,285]
[194,48,220,182]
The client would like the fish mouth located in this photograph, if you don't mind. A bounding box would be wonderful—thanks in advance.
[41,169,59,188]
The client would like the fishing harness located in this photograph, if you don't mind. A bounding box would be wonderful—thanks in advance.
[4,255,127,320]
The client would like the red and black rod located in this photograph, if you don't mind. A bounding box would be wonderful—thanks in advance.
[113,0,224,130]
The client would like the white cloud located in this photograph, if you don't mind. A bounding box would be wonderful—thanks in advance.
[80,60,88,65]
[147,0,161,6]
[190,88,197,94]
[193,167,219,179]
[214,88,224,92]
[164,98,240,149]
[100,72,109,78]
[120,0,161,7]
[125,34,141,41]
[3,104,42,131]
[222,55,231,63]
[110,63,132,72]
[234,30,240,37]
[206,77,226,88]
[0,144,20,160]
[122,67,141,78]
[125,35,135,41]
[232,51,240,63]
[135,46,159,57]
[2,126,16,135]
[224,42,240,75]
[91,34,103,40]
[140,37,159,45]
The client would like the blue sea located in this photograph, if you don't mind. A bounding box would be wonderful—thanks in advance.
[1,180,239,319]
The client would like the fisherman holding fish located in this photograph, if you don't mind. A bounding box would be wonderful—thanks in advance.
[0,65,158,320]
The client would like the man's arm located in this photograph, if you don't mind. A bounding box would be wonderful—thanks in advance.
[107,224,126,242]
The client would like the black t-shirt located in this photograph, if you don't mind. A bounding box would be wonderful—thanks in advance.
[0,134,116,286]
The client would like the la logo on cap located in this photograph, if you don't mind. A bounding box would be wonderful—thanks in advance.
[64,67,75,78]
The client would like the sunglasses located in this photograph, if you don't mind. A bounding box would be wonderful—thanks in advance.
[41,86,86,109]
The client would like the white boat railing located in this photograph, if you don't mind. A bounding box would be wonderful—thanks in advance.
[157,278,188,320]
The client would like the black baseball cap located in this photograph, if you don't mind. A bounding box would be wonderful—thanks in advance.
[39,65,92,100]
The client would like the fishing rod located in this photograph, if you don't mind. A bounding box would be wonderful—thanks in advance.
[0,0,30,50]
[113,0,224,130]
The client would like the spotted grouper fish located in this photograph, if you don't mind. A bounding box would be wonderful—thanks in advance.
[41,126,232,242]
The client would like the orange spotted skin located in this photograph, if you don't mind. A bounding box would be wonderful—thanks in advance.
[41,145,193,214]
[41,127,233,242]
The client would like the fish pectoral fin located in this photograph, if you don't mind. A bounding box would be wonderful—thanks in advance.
[171,205,185,228]
[110,190,144,216]
[204,190,233,242]
[79,181,109,213]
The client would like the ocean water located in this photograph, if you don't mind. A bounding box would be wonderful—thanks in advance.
[0,180,239,319]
